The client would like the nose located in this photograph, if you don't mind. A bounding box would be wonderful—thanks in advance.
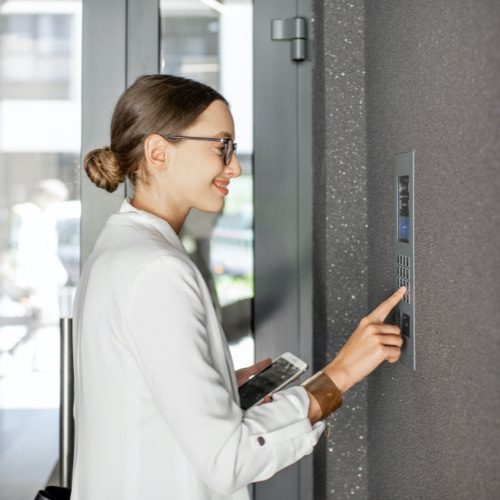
[226,153,242,179]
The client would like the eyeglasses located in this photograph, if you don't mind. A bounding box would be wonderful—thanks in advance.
[161,134,237,166]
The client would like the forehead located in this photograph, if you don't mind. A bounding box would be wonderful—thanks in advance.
[188,99,235,138]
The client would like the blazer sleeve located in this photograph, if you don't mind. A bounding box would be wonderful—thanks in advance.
[123,254,325,496]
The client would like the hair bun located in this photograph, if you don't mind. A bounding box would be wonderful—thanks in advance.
[83,146,124,193]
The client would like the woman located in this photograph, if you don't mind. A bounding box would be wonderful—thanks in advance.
[71,74,405,500]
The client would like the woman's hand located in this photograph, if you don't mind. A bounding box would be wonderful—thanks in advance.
[324,287,406,393]
[235,357,273,388]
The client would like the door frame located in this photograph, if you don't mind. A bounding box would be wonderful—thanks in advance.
[81,0,159,263]
[253,1,314,499]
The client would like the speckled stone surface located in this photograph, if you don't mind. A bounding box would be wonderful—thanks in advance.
[313,0,500,499]
[312,1,369,499]
[364,1,500,499]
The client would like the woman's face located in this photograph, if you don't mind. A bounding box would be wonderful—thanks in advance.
[161,99,242,214]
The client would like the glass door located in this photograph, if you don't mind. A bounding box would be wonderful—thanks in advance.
[160,0,255,369]
[79,2,314,499]
[0,1,82,498]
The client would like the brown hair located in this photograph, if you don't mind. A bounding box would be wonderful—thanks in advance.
[83,74,228,193]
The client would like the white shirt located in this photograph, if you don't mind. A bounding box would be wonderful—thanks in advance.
[70,199,325,500]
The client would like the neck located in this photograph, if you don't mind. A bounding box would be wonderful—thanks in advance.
[130,184,189,235]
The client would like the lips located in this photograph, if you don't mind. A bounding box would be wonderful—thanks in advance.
[213,180,229,195]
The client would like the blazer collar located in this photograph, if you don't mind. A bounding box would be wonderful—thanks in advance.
[117,198,189,256]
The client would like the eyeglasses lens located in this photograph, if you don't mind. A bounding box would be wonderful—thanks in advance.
[224,140,237,165]
[224,140,231,165]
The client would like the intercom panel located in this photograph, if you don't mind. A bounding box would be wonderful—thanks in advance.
[395,151,416,370]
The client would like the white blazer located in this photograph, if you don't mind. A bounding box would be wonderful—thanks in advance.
[70,198,325,500]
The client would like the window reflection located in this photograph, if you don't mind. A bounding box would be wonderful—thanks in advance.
[0,13,74,99]
[0,1,81,497]
[160,0,254,368]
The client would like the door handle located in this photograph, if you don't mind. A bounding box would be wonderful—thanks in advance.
[59,317,74,488]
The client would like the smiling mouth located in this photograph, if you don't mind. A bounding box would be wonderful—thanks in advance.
[213,181,229,195]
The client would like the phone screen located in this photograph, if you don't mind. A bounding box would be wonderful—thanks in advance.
[238,357,302,410]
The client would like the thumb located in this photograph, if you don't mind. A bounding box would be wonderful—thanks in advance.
[256,357,272,370]
[249,357,272,376]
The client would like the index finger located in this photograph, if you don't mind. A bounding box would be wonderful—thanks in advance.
[366,286,406,323]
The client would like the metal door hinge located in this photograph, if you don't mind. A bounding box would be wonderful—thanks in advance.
[271,17,307,62]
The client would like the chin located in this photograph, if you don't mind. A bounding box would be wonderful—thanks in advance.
[197,200,224,214]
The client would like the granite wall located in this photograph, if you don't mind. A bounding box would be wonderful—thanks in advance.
[312,1,500,498]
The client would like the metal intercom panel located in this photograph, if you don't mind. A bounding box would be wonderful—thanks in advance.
[395,151,416,370]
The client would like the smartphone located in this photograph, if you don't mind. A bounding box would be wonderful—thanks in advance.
[238,352,309,410]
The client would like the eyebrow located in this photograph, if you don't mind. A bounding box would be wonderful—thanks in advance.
[215,131,234,139]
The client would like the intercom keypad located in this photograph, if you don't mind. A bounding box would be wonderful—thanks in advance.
[397,253,411,304]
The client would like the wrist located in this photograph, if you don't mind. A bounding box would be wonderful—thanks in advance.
[301,371,343,421]
[305,390,323,424]
[322,364,350,394]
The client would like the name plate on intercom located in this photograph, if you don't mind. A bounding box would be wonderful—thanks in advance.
[395,151,416,370]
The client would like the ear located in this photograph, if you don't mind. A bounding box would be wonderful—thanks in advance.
[143,134,169,174]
